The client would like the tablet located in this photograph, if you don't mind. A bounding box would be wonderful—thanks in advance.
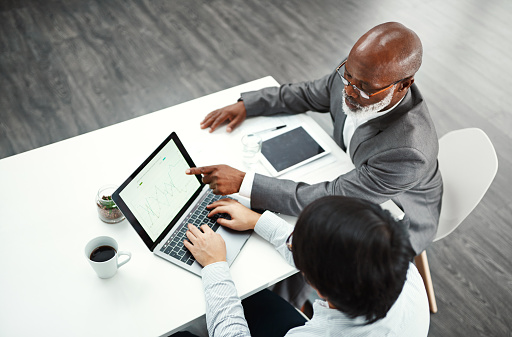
[259,125,330,176]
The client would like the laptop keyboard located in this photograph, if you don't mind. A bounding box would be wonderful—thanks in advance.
[159,190,232,265]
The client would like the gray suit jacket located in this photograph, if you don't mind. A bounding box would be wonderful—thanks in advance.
[240,70,443,254]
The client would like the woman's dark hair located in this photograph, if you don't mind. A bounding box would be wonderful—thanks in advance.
[292,196,414,323]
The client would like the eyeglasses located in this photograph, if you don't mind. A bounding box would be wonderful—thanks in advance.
[335,59,403,99]
[286,231,293,251]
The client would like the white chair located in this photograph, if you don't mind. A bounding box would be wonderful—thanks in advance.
[415,128,498,313]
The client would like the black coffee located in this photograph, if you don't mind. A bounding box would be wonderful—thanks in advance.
[90,245,116,262]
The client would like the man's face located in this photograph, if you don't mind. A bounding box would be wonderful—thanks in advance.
[340,57,400,117]
[342,85,395,120]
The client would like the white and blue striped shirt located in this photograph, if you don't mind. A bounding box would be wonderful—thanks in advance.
[201,211,429,337]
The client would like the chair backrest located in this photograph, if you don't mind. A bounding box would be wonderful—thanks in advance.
[435,128,498,241]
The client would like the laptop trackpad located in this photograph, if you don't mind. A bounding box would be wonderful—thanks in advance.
[216,226,252,265]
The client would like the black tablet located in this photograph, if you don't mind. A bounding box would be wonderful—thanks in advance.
[259,125,330,176]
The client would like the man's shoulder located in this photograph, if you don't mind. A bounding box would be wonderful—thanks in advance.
[409,82,424,98]
[398,83,427,115]
[384,83,434,130]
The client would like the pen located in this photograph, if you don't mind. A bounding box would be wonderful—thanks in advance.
[249,125,286,136]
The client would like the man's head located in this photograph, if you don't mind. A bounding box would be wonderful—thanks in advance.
[341,22,423,115]
[292,196,414,323]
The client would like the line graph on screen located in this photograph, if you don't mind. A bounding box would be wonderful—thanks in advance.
[135,163,197,228]
[120,140,201,241]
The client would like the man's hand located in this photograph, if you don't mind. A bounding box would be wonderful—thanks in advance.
[200,101,247,133]
[207,198,261,231]
[184,224,226,267]
[186,165,245,195]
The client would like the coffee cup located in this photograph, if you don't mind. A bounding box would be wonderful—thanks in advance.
[85,236,131,279]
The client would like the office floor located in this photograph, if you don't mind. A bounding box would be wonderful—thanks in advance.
[1,1,511,335]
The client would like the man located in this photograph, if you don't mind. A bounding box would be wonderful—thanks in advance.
[187,22,442,255]
[178,196,429,336]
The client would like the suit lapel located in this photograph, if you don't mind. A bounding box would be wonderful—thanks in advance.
[349,122,381,160]
[339,113,348,152]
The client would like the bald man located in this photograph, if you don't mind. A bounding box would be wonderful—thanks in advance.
[188,22,443,256]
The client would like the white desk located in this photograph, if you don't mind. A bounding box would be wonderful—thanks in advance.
[0,77,354,337]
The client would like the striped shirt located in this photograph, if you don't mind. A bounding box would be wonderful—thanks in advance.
[201,211,430,336]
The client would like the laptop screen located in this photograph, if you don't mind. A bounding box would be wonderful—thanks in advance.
[113,132,203,250]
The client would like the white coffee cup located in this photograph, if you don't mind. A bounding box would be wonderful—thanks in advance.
[85,236,131,279]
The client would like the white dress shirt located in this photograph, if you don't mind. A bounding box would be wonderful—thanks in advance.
[200,211,430,337]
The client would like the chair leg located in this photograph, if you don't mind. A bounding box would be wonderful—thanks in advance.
[414,250,438,313]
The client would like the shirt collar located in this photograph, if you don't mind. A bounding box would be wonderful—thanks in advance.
[313,299,368,326]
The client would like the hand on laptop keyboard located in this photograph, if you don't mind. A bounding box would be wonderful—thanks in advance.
[159,191,232,265]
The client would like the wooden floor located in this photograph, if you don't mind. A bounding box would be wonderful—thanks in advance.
[1,1,511,335]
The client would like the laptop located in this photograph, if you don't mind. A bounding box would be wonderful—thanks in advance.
[112,132,252,276]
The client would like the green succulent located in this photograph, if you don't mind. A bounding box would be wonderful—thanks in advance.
[100,195,117,209]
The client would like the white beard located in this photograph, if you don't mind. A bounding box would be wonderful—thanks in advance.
[342,86,395,122]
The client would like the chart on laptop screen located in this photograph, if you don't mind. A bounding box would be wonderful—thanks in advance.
[120,140,201,241]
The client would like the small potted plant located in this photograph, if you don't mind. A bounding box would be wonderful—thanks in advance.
[96,185,125,223]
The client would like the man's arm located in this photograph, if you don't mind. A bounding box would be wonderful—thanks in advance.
[184,224,251,337]
[185,201,294,336]
[242,73,335,118]
[201,262,251,337]
[201,72,336,133]
[251,147,430,215]
[252,211,295,266]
